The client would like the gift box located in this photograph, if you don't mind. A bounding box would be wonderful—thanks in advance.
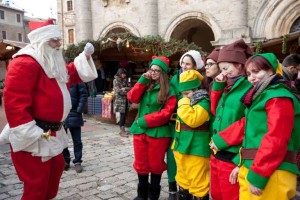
[102,98,113,118]
[87,97,95,115]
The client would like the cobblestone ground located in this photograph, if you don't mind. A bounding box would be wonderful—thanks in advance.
[0,111,170,199]
[0,104,299,199]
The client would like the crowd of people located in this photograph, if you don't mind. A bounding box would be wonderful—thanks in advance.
[127,39,300,200]
[0,18,300,200]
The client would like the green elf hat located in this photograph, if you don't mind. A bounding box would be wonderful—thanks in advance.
[150,56,169,73]
[255,53,283,75]
[179,70,204,92]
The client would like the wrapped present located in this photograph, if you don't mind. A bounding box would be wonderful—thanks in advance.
[94,95,103,115]
[102,97,113,118]
[87,97,95,114]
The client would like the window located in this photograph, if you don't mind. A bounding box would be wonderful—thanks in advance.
[2,31,6,39]
[18,33,22,41]
[16,14,21,23]
[67,1,73,11]
[68,29,74,44]
[0,10,4,20]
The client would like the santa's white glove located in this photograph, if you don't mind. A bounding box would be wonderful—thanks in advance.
[84,42,94,56]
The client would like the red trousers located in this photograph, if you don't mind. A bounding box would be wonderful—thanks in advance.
[210,155,239,200]
[11,149,65,200]
[133,133,170,175]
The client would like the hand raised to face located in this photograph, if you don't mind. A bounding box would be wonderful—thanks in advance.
[142,70,152,79]
[215,73,228,82]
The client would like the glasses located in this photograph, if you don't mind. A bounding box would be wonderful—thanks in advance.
[205,62,217,68]
[150,69,161,73]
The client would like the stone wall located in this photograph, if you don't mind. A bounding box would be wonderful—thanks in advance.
[57,0,300,47]
[0,6,25,41]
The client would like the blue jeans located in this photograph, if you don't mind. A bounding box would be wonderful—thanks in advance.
[63,127,83,164]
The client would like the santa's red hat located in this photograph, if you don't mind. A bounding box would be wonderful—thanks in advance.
[27,19,61,44]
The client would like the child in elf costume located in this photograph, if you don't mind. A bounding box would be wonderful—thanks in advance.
[172,69,211,200]
[127,56,177,200]
[209,39,253,200]
[211,53,300,200]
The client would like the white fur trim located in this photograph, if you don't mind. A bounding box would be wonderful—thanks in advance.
[74,52,98,82]
[0,124,10,145]
[56,80,72,121]
[9,120,43,152]
[179,50,205,70]
[13,45,54,79]
[6,120,68,162]
[32,128,69,162]
[28,25,61,44]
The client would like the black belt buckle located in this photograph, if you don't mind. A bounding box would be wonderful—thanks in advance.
[35,119,63,132]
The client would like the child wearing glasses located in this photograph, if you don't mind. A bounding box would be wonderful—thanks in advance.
[127,56,176,200]
[203,48,221,96]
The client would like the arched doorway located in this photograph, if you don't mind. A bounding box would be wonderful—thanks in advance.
[170,19,215,53]
[290,16,300,33]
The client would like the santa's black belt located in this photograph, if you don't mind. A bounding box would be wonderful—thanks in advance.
[35,119,63,132]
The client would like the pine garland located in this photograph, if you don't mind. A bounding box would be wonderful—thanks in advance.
[255,41,263,54]
[63,33,205,63]
[282,34,289,54]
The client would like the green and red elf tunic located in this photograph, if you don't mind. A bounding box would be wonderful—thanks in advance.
[213,83,300,189]
[210,77,252,200]
[128,76,176,137]
[211,77,252,157]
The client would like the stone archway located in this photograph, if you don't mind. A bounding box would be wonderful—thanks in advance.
[290,17,300,33]
[164,12,221,53]
[99,21,141,39]
[253,0,300,39]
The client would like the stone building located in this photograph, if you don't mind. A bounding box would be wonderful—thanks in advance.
[0,1,25,42]
[57,0,300,52]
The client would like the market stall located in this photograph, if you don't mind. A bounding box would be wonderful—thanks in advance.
[64,33,204,126]
[252,30,300,61]
[0,39,28,106]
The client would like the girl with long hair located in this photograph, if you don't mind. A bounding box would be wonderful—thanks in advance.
[127,56,176,200]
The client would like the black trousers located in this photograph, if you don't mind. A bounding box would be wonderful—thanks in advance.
[119,113,126,127]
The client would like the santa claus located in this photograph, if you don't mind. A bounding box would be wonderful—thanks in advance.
[1,19,97,199]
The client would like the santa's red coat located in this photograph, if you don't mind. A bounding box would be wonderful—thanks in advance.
[3,52,97,159]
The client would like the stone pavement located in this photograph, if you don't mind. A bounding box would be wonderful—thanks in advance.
[1,103,300,200]
[0,105,170,199]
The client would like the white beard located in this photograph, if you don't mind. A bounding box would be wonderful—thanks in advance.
[37,42,69,83]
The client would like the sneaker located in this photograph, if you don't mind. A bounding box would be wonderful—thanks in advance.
[74,163,83,173]
[64,163,70,171]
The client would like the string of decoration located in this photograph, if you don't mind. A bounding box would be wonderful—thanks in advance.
[63,32,204,63]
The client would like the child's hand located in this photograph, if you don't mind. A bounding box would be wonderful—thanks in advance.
[182,90,193,98]
[229,166,239,184]
[215,73,228,82]
[250,184,262,196]
[142,70,152,79]
[210,141,219,153]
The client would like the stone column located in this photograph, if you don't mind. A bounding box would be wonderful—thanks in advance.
[75,0,93,42]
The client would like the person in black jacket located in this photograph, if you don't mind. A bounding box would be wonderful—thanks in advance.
[63,82,88,173]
